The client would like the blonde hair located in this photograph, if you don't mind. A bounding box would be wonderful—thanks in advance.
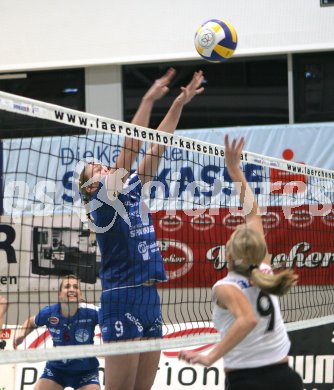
[227,225,296,296]
[78,164,96,231]
[58,274,86,303]
[79,164,91,201]
[58,274,81,293]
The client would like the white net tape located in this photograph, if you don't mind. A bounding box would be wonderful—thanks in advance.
[1,315,333,365]
[0,90,333,178]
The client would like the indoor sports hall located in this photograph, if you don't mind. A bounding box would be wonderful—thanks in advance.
[1,1,334,389]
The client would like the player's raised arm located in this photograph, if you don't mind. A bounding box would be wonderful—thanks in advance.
[13,315,36,349]
[179,284,257,367]
[137,70,205,184]
[224,134,269,265]
[115,68,176,174]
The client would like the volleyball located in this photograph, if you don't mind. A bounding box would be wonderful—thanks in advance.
[194,19,237,63]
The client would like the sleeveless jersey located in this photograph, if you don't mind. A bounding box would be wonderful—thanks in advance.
[212,265,291,369]
[91,172,166,290]
[34,302,99,371]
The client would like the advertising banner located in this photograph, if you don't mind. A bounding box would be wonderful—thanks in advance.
[155,206,334,287]
[9,321,334,390]
[1,202,333,293]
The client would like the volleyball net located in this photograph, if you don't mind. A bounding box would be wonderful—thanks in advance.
[0,90,334,364]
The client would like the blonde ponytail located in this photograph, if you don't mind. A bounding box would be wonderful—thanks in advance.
[227,224,297,296]
[250,268,297,296]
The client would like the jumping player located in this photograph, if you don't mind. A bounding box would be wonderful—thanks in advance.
[79,69,204,390]
[179,135,303,390]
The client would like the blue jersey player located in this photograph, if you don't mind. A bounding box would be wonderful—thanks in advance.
[14,274,100,390]
[79,69,205,390]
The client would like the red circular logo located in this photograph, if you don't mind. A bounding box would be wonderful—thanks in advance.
[322,209,334,227]
[288,209,313,228]
[190,214,215,231]
[223,213,245,230]
[158,240,193,280]
[159,214,183,232]
[261,212,280,230]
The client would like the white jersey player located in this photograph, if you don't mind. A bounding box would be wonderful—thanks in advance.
[179,135,303,390]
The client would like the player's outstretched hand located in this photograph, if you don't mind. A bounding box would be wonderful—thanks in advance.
[178,349,212,367]
[13,334,25,349]
[176,70,205,105]
[224,134,245,176]
[143,68,176,102]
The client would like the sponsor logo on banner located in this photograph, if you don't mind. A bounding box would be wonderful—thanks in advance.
[288,209,313,228]
[158,240,193,280]
[261,212,280,230]
[190,214,215,231]
[0,329,11,339]
[322,209,334,227]
[159,215,183,232]
[271,241,334,270]
[223,213,245,230]
[289,322,334,389]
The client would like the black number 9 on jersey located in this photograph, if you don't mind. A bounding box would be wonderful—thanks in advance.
[256,290,275,332]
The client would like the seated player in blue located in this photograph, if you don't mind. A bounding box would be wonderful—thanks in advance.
[14,274,100,390]
[79,69,205,390]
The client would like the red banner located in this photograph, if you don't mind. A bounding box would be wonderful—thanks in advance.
[153,205,334,287]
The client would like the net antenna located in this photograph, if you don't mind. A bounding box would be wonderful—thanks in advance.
[0,91,334,364]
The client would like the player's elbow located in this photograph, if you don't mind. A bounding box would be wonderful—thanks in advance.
[244,313,257,331]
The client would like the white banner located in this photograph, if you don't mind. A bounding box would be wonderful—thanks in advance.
[8,320,334,390]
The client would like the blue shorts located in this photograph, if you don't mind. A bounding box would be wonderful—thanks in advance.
[41,366,100,389]
[99,285,163,342]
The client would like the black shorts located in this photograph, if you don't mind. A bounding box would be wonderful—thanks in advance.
[225,362,303,390]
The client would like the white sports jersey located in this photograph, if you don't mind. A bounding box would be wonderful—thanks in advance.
[212,265,291,369]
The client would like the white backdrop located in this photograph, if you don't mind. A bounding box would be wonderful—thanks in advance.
[1,0,334,72]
